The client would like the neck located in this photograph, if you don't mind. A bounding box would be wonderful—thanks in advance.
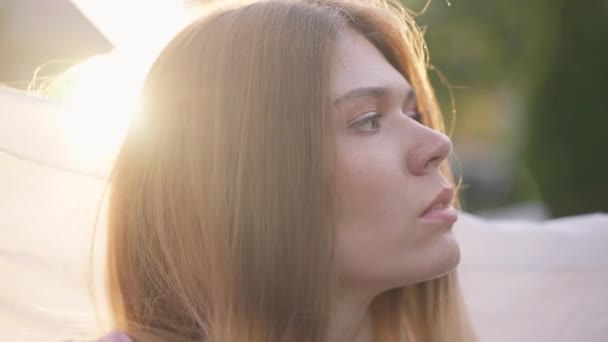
[328,288,376,342]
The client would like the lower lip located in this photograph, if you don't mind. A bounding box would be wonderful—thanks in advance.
[419,205,458,225]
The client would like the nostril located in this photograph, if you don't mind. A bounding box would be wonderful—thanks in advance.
[425,155,442,170]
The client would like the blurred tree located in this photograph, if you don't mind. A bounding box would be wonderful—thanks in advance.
[407,0,560,212]
[412,0,608,216]
[525,0,608,217]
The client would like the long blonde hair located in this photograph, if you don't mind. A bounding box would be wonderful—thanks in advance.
[105,0,476,341]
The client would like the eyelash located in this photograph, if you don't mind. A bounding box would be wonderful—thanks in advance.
[349,110,422,133]
[407,111,422,123]
[350,112,382,132]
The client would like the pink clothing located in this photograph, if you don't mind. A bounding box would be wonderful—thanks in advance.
[98,331,132,342]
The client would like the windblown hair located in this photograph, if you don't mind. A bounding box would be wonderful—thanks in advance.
[106,0,476,341]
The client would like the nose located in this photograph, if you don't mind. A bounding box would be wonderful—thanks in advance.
[406,128,452,176]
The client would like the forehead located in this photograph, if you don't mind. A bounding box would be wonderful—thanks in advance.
[331,29,411,99]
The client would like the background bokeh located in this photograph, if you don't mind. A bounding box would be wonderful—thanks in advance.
[409,0,608,218]
[1,0,607,218]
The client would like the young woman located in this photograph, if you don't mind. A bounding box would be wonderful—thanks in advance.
[101,0,477,341]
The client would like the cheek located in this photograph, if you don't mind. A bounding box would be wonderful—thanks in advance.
[335,224,460,291]
[333,149,414,288]
[333,144,460,290]
[335,143,411,222]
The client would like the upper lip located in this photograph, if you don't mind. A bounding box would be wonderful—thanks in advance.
[420,187,454,216]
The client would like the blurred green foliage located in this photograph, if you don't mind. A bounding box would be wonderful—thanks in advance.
[525,0,608,217]
[407,0,607,217]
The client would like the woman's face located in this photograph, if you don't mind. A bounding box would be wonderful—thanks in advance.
[332,29,460,294]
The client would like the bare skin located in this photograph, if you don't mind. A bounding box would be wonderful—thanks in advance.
[329,29,460,342]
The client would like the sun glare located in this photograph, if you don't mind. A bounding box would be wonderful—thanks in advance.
[56,1,186,175]
[57,52,146,174]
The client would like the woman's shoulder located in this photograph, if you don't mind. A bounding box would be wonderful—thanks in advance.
[97,331,132,342]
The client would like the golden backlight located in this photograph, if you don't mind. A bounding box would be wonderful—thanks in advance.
[56,0,187,173]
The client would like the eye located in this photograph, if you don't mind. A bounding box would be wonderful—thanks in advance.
[349,111,382,133]
[405,110,422,123]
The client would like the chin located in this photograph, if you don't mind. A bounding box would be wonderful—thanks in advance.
[403,232,461,286]
[425,232,461,281]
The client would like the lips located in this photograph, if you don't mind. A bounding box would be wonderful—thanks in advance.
[424,202,450,213]
[421,188,454,215]
[419,187,458,225]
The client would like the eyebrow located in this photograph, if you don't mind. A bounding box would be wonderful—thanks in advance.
[333,86,416,107]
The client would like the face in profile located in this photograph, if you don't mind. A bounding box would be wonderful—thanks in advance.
[331,29,460,295]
